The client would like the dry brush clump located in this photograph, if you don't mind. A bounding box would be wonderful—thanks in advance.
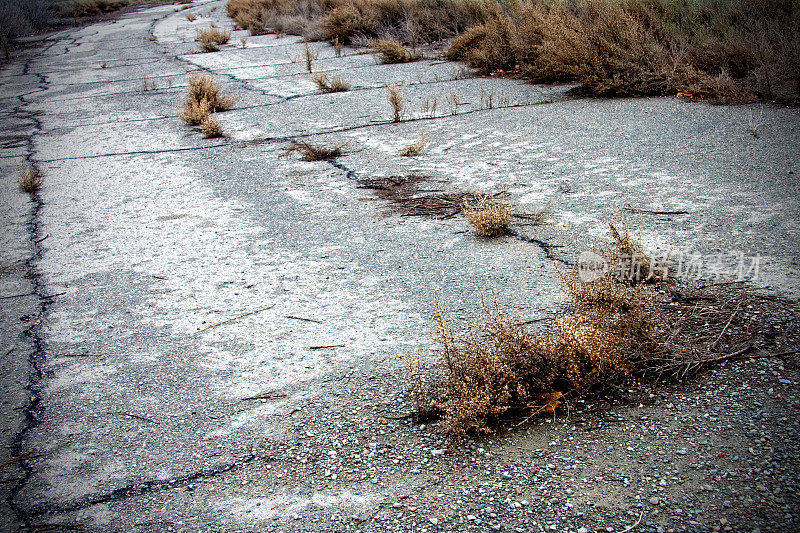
[370,38,421,64]
[385,83,404,123]
[312,71,350,93]
[196,27,231,52]
[282,140,343,161]
[409,220,799,438]
[201,115,223,138]
[179,73,236,126]
[462,194,511,237]
[399,134,429,157]
[17,161,43,193]
[59,0,129,18]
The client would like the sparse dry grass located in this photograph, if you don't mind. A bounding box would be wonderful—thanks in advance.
[385,83,404,123]
[370,38,421,64]
[185,12,197,22]
[196,27,230,52]
[312,71,350,93]
[303,44,318,73]
[462,194,511,237]
[17,161,43,193]
[201,115,223,138]
[226,0,798,103]
[179,73,236,126]
[282,140,343,161]
[399,134,429,157]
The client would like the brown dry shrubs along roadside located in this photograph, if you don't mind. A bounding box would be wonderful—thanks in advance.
[409,219,800,438]
[226,0,799,103]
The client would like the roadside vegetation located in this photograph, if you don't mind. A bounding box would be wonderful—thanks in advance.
[196,26,231,52]
[409,220,800,438]
[179,73,236,128]
[226,0,799,103]
[17,161,43,193]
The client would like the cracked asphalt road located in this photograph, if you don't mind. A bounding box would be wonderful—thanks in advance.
[1,1,799,531]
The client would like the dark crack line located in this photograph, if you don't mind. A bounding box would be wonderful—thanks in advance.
[27,455,257,518]
[37,142,228,163]
[6,38,58,533]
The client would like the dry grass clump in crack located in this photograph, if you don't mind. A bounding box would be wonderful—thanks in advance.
[303,44,318,73]
[200,115,223,138]
[179,73,236,125]
[196,27,230,52]
[385,83,404,123]
[185,13,197,22]
[370,38,421,64]
[410,220,800,438]
[17,161,43,193]
[282,141,343,161]
[462,194,511,237]
[312,71,350,93]
[399,134,429,157]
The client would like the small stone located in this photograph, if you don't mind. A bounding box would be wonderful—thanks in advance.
[650,497,660,505]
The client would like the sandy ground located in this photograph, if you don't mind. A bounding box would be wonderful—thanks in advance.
[1,0,799,531]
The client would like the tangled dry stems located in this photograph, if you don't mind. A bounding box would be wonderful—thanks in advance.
[282,141,343,161]
[196,27,231,52]
[312,71,350,93]
[462,194,512,237]
[370,38,421,64]
[17,161,43,193]
[385,83,404,123]
[200,115,223,138]
[179,73,236,126]
[410,221,799,438]
[399,134,429,157]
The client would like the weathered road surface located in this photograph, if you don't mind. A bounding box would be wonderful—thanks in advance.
[1,0,799,531]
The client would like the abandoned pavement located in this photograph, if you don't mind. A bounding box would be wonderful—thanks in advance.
[1,0,799,531]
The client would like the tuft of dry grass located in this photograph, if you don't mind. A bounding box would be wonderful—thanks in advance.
[312,71,350,93]
[282,140,343,161]
[370,38,421,64]
[185,12,197,22]
[399,134,429,157]
[196,27,230,52]
[303,44,318,73]
[462,194,511,237]
[17,161,43,193]
[385,83,404,123]
[179,73,236,126]
[200,115,223,138]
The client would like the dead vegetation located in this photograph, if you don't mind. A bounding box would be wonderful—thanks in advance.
[410,220,800,438]
[303,44,317,73]
[179,73,236,126]
[282,140,343,161]
[58,0,130,18]
[196,27,231,52]
[200,115,223,138]
[385,83,404,123]
[226,0,799,103]
[399,134,429,157]
[185,12,197,22]
[462,194,512,237]
[370,38,421,64]
[17,161,43,193]
[312,71,350,93]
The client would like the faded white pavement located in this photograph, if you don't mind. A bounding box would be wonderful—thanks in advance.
[1,0,799,531]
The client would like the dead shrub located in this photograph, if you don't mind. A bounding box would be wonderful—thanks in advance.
[385,83,404,123]
[179,73,236,126]
[462,194,511,237]
[282,140,343,161]
[399,134,429,156]
[200,115,223,138]
[410,217,800,439]
[17,161,43,193]
[196,27,231,52]
[370,38,421,64]
[186,13,197,22]
[303,43,318,72]
[312,71,350,93]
